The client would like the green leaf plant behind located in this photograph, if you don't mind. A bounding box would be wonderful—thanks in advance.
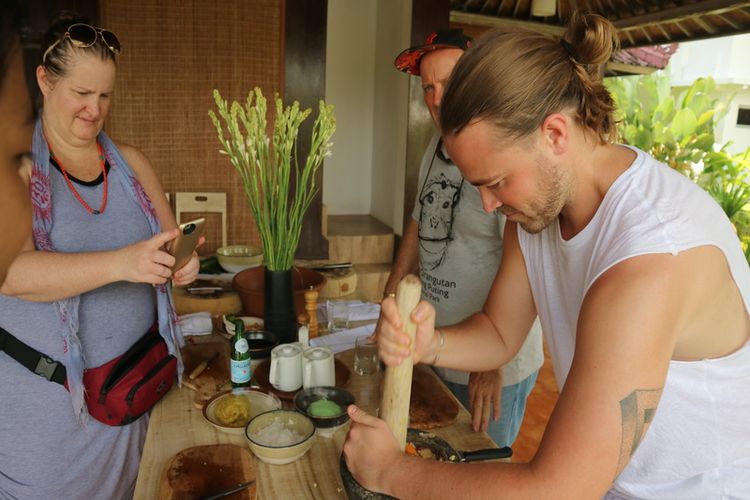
[606,73,750,263]
[605,74,729,179]
[209,88,336,271]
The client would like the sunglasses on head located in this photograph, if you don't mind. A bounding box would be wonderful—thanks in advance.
[42,23,121,64]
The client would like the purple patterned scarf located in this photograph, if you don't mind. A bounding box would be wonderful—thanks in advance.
[31,117,184,423]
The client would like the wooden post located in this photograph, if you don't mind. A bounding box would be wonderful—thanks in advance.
[379,274,421,451]
[305,288,319,338]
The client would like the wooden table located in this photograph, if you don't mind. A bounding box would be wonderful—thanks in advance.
[134,345,496,499]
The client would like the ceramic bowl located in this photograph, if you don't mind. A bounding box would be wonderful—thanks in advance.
[294,386,354,430]
[246,330,278,357]
[222,315,265,335]
[216,245,263,273]
[245,409,316,465]
[203,388,282,435]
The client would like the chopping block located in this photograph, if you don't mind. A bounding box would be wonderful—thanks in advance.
[318,267,357,298]
[172,285,241,317]
[180,341,231,408]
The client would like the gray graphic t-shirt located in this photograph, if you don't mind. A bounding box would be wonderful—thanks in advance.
[412,135,543,385]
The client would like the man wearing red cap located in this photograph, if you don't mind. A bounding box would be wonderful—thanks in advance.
[377,29,543,448]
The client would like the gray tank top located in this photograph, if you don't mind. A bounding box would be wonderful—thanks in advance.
[0,160,156,499]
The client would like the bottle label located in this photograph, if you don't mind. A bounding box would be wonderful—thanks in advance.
[234,338,249,354]
[231,358,251,383]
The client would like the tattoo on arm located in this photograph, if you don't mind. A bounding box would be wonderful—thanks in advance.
[616,388,662,477]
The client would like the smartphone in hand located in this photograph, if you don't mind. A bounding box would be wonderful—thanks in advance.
[169,218,205,271]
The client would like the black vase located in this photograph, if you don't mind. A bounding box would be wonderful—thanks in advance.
[263,267,298,344]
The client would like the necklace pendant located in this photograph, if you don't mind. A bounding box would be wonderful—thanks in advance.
[92,210,101,215]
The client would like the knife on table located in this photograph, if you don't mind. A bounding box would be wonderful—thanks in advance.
[451,446,512,462]
[311,262,352,271]
[195,479,255,500]
[189,352,220,380]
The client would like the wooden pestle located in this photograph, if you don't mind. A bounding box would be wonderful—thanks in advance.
[304,287,319,338]
[379,274,422,451]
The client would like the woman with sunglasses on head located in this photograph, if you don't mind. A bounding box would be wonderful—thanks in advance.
[0,12,200,499]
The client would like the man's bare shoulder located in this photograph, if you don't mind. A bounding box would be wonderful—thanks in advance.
[584,246,748,359]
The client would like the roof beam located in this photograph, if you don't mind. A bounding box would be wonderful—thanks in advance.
[622,28,636,45]
[655,22,672,40]
[692,15,718,34]
[674,20,693,38]
[640,26,654,43]
[449,10,566,36]
[615,0,750,33]
[718,12,741,29]
[605,61,657,75]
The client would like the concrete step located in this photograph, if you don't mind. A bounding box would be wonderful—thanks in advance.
[326,215,394,265]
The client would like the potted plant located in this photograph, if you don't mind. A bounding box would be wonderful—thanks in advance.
[209,87,336,343]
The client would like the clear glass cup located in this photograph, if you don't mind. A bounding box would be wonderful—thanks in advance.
[326,300,350,332]
[354,336,380,376]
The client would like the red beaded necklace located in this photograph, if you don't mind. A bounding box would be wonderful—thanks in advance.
[51,141,108,215]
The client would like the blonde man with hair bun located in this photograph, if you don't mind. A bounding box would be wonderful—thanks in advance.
[345,13,750,499]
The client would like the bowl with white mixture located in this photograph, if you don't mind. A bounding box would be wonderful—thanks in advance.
[245,409,316,464]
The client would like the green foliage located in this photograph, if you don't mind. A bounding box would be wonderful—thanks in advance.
[605,73,750,263]
[209,88,336,271]
[699,149,750,223]
[698,148,750,256]
[605,74,728,177]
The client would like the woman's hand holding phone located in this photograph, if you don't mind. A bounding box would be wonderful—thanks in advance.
[172,235,204,286]
[116,218,205,286]
[169,218,205,286]
[118,230,179,285]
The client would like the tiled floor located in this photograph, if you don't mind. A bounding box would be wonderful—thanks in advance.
[512,344,559,463]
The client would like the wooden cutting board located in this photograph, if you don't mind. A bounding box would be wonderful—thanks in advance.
[409,364,459,429]
[181,341,231,408]
[173,285,242,317]
[158,444,256,500]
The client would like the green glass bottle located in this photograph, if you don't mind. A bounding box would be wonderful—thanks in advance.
[230,319,251,387]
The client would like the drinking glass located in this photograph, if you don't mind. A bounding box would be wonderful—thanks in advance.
[326,300,350,332]
[354,336,380,376]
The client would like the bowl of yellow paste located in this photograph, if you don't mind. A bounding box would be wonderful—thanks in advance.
[203,388,281,435]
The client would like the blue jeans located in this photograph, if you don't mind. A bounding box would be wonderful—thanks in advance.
[444,370,538,447]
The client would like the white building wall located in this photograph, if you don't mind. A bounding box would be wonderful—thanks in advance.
[324,0,377,215]
[370,0,411,234]
[668,34,750,154]
[323,0,411,234]
[721,88,750,155]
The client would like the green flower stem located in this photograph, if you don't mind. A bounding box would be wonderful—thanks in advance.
[209,88,336,271]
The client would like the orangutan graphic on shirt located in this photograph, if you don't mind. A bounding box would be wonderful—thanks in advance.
[418,171,462,271]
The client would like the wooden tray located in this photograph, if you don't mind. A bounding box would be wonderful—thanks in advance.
[158,444,255,500]
[409,364,459,430]
[253,357,351,401]
[180,342,231,408]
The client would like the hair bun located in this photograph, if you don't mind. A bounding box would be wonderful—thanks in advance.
[44,11,91,40]
[48,11,89,27]
[563,12,618,70]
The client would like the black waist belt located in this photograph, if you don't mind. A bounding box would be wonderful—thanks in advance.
[0,326,67,385]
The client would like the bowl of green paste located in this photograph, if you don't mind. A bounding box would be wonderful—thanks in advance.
[293,386,355,429]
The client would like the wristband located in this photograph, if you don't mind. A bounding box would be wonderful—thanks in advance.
[431,328,445,365]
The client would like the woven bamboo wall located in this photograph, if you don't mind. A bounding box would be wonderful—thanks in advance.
[100,1,283,254]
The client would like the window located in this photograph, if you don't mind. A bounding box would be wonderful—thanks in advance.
[738,107,750,127]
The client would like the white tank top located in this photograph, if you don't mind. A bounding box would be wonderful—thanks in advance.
[518,146,750,498]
